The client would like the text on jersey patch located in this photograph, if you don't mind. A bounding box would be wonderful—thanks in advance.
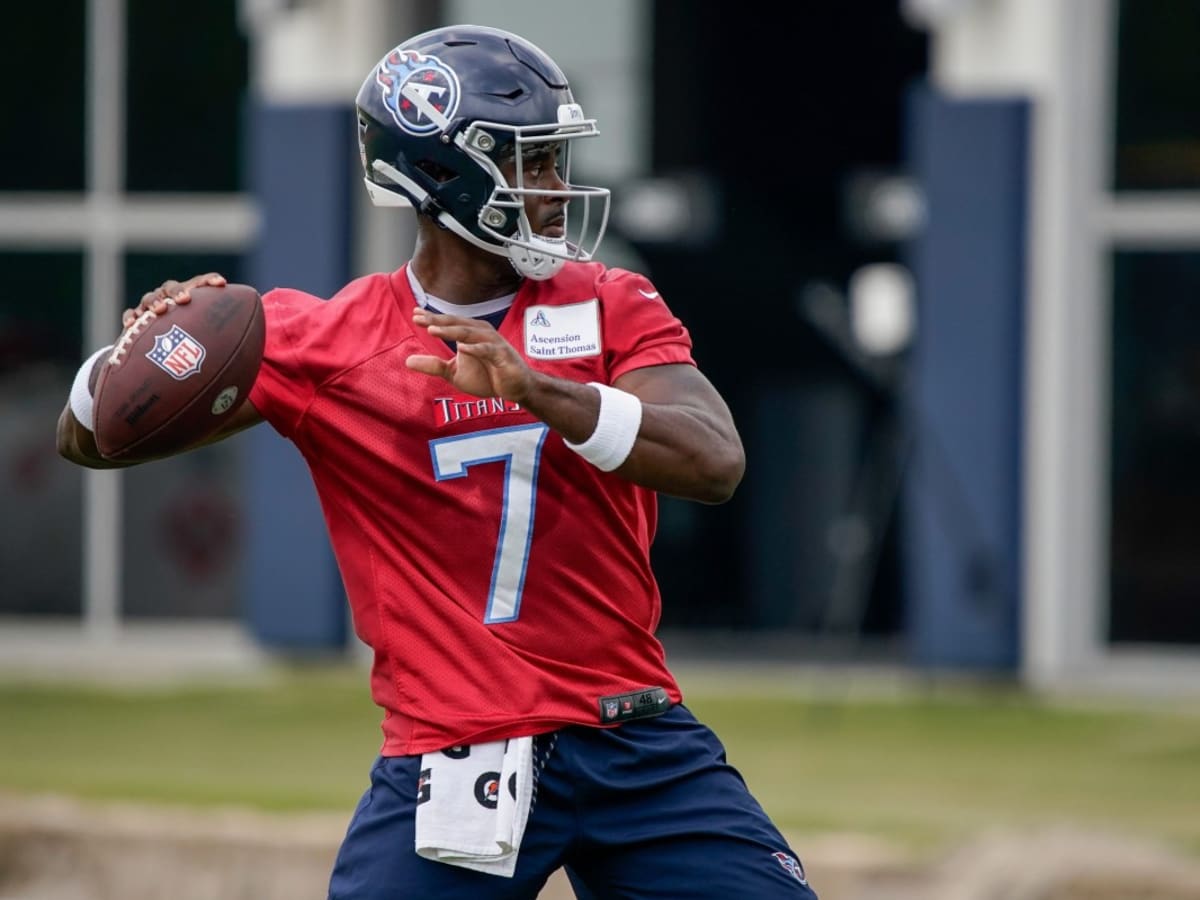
[523,300,601,360]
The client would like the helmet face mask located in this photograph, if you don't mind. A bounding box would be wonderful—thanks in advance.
[356,25,611,280]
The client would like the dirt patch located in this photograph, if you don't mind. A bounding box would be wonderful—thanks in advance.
[1,793,1198,899]
[0,793,341,900]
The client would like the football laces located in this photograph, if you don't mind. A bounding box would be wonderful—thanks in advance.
[107,297,177,366]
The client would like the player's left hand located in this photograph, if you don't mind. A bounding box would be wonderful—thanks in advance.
[407,309,535,401]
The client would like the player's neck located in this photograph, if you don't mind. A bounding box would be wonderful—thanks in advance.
[407,265,515,319]
[409,234,522,306]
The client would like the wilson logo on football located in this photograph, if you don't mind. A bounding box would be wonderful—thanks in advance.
[146,324,206,380]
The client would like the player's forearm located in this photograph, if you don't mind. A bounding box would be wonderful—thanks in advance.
[56,405,129,469]
[512,370,604,444]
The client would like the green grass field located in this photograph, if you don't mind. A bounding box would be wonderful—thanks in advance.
[1,664,1198,858]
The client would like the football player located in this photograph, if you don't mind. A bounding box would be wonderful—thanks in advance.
[58,24,816,899]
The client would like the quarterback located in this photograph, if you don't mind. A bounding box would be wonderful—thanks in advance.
[57,23,817,900]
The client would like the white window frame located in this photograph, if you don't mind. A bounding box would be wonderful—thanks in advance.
[923,0,1200,690]
[0,0,257,639]
[1024,0,1200,689]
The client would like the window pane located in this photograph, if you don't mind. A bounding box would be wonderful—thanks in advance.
[0,252,85,367]
[0,251,85,616]
[1109,251,1200,644]
[121,442,247,620]
[1113,0,1200,191]
[0,1,86,190]
[125,0,248,192]
[123,251,244,302]
[120,252,247,619]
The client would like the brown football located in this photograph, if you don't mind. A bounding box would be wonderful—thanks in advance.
[92,283,265,461]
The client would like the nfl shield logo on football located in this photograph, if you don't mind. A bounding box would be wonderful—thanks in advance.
[147,324,206,380]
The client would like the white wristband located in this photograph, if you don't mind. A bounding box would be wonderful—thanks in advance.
[68,345,114,432]
[564,382,643,472]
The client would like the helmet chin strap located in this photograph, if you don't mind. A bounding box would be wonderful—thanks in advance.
[508,235,566,281]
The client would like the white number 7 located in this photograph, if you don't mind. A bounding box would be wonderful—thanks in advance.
[429,423,550,623]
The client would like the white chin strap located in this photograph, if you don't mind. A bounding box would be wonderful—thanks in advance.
[508,235,566,281]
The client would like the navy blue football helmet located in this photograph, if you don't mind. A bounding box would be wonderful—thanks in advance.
[355,24,610,280]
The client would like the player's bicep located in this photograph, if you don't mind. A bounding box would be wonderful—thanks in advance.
[612,363,745,503]
[614,363,735,430]
[140,397,265,458]
[192,397,265,447]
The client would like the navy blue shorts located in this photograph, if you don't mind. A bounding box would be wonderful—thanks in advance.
[327,704,817,899]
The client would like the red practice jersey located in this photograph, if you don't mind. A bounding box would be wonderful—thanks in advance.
[249,262,694,755]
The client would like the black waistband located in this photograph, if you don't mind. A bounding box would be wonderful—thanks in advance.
[597,686,673,724]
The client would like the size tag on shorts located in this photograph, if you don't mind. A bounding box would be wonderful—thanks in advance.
[598,686,672,723]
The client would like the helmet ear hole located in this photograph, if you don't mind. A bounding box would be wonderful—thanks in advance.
[415,160,458,184]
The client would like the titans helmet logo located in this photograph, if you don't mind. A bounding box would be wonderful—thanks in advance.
[375,49,461,136]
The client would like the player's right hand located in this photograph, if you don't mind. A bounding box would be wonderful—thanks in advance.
[121,272,227,329]
[408,308,535,402]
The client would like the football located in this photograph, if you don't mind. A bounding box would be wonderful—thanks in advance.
[92,283,266,461]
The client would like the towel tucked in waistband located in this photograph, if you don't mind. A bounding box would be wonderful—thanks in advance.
[414,735,533,878]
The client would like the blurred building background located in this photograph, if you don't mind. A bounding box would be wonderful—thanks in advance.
[1,0,1197,692]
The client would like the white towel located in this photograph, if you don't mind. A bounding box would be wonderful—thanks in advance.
[414,735,534,878]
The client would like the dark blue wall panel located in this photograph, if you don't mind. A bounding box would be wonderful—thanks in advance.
[901,85,1028,670]
[242,101,355,650]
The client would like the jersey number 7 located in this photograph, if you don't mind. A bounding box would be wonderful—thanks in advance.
[429,423,550,623]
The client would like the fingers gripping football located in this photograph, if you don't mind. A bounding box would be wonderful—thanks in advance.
[122,272,226,329]
[407,309,534,402]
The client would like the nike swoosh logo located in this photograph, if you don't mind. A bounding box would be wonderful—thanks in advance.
[638,289,660,299]
[657,695,668,704]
